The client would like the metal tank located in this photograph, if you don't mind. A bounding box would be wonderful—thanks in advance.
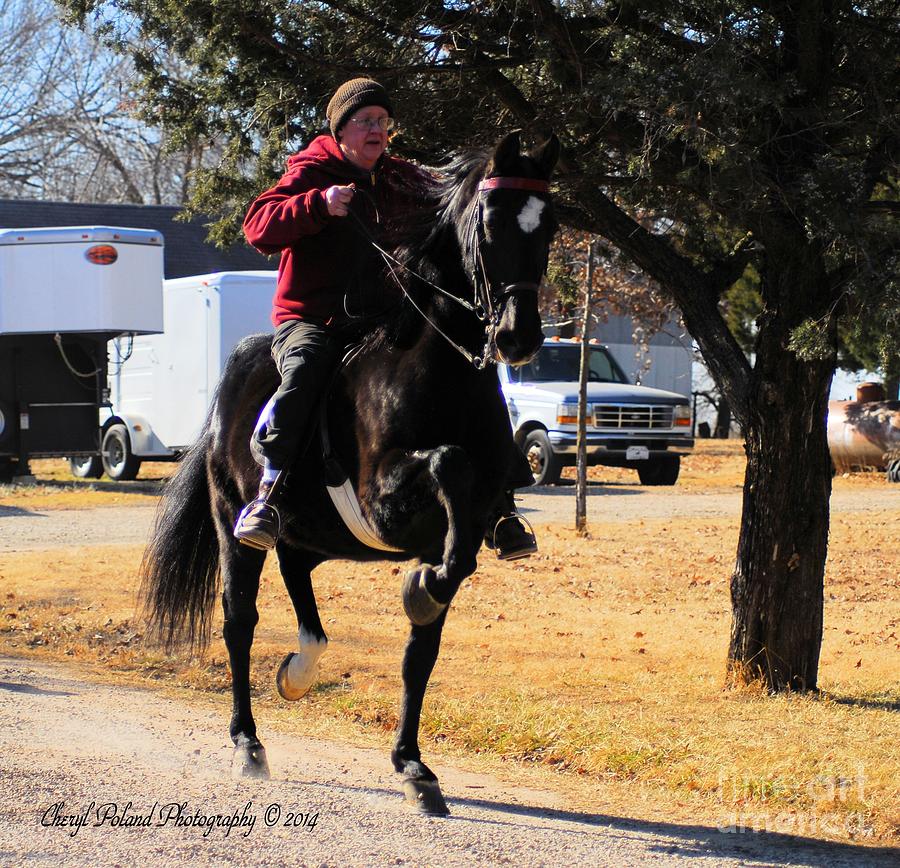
[827,383,900,474]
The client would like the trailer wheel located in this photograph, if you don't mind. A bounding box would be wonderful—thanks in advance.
[523,429,562,485]
[637,454,681,486]
[69,455,103,479]
[102,425,141,481]
[886,455,900,484]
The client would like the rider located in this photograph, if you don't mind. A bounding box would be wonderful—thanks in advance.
[234,77,537,559]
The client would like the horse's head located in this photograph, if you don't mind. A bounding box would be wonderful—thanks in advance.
[471,131,560,366]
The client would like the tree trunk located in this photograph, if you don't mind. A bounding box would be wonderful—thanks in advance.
[727,257,836,691]
[573,190,839,693]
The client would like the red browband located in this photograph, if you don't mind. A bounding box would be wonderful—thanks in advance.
[478,177,550,194]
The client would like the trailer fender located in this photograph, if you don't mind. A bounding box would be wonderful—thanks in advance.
[102,413,174,459]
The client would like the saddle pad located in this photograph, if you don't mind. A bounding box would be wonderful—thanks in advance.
[325,475,405,553]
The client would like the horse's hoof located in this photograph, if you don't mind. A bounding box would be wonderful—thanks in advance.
[276,653,309,700]
[402,566,447,626]
[402,778,450,816]
[231,742,270,780]
[276,634,327,701]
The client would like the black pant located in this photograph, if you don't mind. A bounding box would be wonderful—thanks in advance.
[254,319,344,469]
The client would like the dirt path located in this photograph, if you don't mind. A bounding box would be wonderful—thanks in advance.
[1,485,897,552]
[1,656,894,867]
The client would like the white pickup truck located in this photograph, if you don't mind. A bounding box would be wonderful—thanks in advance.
[500,338,694,485]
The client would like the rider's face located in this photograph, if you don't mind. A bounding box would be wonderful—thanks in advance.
[337,107,390,172]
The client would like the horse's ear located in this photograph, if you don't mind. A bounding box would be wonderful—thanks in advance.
[489,130,522,174]
[532,134,560,178]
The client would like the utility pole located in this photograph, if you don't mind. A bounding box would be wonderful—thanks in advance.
[575,239,595,534]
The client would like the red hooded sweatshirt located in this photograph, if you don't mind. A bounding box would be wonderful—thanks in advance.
[243,135,432,326]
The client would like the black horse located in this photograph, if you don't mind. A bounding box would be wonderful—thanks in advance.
[140,131,559,815]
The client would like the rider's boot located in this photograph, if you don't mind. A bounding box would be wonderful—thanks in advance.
[234,470,284,551]
[485,490,537,561]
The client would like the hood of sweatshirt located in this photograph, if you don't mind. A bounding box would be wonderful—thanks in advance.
[285,134,384,181]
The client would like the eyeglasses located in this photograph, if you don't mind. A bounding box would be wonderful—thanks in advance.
[348,115,395,132]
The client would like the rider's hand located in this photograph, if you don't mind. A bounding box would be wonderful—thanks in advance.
[325,184,355,217]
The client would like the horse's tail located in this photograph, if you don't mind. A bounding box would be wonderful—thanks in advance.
[140,431,219,652]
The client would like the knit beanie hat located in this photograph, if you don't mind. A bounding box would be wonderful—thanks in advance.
[326,78,393,138]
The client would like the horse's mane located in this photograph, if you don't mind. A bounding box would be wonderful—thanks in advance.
[358,148,490,357]
[425,148,488,245]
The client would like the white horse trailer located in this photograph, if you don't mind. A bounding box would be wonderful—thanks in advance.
[0,226,163,481]
[78,271,276,480]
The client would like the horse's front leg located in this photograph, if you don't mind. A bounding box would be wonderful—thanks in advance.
[213,506,270,780]
[392,611,450,815]
[370,444,480,625]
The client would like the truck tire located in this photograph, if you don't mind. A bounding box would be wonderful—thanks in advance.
[523,430,562,485]
[101,424,141,481]
[69,455,103,479]
[637,454,680,486]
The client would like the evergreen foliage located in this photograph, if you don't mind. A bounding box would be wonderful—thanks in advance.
[57,1,898,404]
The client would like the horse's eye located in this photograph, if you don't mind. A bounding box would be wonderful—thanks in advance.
[482,209,502,231]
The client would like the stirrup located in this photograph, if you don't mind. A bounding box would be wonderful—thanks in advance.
[234,498,282,551]
[491,513,537,561]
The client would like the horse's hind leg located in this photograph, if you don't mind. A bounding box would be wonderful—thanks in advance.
[392,612,450,815]
[274,544,328,700]
[214,514,271,780]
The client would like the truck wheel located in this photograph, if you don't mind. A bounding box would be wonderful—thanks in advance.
[69,456,103,479]
[101,425,141,481]
[523,430,562,485]
[637,454,680,486]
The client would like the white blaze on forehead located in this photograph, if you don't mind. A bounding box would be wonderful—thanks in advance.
[517,196,546,234]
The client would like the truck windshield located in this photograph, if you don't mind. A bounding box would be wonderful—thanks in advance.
[513,345,628,384]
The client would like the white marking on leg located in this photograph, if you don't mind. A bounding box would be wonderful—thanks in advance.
[282,627,328,699]
[517,196,546,234]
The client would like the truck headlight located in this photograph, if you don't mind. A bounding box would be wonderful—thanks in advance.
[673,404,692,427]
[557,402,591,425]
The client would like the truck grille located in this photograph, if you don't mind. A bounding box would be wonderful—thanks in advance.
[594,404,674,429]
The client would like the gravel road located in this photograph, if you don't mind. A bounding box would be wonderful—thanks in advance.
[1,656,895,867]
[1,484,897,552]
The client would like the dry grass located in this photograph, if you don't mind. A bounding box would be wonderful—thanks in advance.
[1,441,898,843]
[0,459,174,510]
[573,437,749,490]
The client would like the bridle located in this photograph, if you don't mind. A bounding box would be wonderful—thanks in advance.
[470,177,550,341]
[351,175,551,369]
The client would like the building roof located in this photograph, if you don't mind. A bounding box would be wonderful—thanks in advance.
[0,199,272,278]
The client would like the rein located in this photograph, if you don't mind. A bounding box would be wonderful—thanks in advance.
[348,175,550,370]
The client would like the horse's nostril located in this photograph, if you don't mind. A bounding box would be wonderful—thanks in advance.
[496,329,542,364]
